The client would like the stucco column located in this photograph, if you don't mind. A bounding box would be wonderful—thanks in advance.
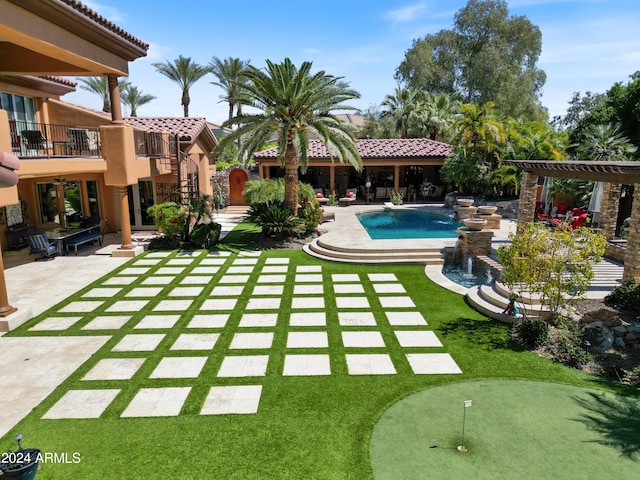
[394,165,400,193]
[117,186,135,249]
[516,171,539,234]
[623,184,640,281]
[598,182,621,241]
[329,165,335,193]
[108,75,124,125]
[0,247,17,317]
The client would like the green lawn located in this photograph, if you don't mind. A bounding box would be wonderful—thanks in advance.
[1,226,637,479]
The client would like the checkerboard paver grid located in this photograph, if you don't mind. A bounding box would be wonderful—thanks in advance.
[134,315,180,330]
[30,316,83,331]
[43,389,120,419]
[42,259,464,418]
[83,358,145,380]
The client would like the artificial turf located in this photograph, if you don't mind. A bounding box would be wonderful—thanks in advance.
[1,225,637,479]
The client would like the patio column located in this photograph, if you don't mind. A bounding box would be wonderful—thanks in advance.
[0,247,17,317]
[329,165,335,193]
[393,165,400,193]
[117,186,135,250]
[108,75,124,125]
[598,182,621,240]
[516,171,539,234]
[623,184,640,281]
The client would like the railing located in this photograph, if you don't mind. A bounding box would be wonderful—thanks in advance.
[133,129,177,160]
[10,120,101,158]
[152,133,200,205]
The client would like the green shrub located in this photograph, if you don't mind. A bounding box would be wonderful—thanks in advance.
[328,192,337,206]
[189,222,222,248]
[147,202,187,238]
[605,278,640,311]
[248,201,303,237]
[148,235,181,251]
[514,319,549,348]
[545,322,591,368]
[298,200,322,236]
[243,178,318,206]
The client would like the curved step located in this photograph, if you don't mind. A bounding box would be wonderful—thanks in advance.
[465,286,516,324]
[304,238,445,264]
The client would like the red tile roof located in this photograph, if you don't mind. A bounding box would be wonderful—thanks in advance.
[61,0,149,51]
[39,76,77,88]
[254,138,451,160]
[124,117,217,150]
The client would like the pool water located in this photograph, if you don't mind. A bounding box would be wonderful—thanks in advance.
[357,210,461,239]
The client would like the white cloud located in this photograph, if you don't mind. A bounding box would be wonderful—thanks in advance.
[81,1,126,23]
[385,2,428,23]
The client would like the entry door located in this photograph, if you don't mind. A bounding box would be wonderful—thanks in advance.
[127,179,156,230]
[229,168,248,205]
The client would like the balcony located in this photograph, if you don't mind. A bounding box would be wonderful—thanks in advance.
[10,120,101,159]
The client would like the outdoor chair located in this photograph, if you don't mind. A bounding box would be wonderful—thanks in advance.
[69,128,99,155]
[21,129,48,152]
[25,232,61,261]
[339,188,357,206]
[314,188,329,204]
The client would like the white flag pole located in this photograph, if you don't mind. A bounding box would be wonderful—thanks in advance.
[458,400,472,452]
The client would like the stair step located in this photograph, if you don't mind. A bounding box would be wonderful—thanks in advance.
[304,239,445,264]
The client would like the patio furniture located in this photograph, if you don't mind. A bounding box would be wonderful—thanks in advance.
[25,231,61,260]
[68,128,99,156]
[314,188,329,204]
[20,129,48,153]
[339,188,357,206]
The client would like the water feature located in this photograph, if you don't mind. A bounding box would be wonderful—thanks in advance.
[357,210,461,239]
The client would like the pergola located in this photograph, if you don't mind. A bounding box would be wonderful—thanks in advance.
[503,160,640,281]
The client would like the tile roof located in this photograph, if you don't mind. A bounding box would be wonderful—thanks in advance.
[61,0,149,51]
[124,117,218,151]
[254,138,452,160]
[38,76,77,88]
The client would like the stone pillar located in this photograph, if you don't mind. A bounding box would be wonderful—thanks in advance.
[0,246,17,317]
[516,171,539,234]
[108,75,124,125]
[117,186,135,250]
[623,183,640,281]
[456,228,494,259]
[598,182,621,240]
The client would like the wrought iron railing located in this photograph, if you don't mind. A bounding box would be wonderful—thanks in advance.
[10,120,101,158]
[133,129,177,160]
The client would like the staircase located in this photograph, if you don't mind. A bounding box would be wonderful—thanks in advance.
[465,281,552,323]
[304,237,446,264]
[224,205,251,215]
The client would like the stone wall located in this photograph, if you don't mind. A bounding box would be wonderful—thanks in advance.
[456,228,494,260]
[623,182,640,281]
[516,171,538,234]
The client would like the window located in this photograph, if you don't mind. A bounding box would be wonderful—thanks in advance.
[0,92,36,124]
[37,183,60,224]
[86,180,101,221]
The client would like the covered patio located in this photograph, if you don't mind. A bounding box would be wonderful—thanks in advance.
[504,159,640,281]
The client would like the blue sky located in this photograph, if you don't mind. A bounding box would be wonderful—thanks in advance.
[66,0,640,124]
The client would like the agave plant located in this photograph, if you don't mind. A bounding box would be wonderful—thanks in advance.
[248,201,303,237]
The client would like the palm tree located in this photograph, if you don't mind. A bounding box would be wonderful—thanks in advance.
[152,55,210,117]
[577,123,637,162]
[421,93,460,142]
[209,56,250,121]
[121,84,156,117]
[380,85,423,138]
[215,58,362,215]
[77,77,129,113]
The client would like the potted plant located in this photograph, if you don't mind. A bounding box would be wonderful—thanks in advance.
[390,191,404,205]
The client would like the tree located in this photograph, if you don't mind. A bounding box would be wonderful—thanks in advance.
[421,93,460,142]
[357,105,398,139]
[121,84,156,117]
[209,56,250,121]
[497,222,607,320]
[551,91,607,131]
[215,58,362,215]
[396,0,546,120]
[380,85,423,138]
[153,55,210,117]
[77,76,129,113]
[576,123,637,162]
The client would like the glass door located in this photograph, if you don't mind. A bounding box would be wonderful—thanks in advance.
[127,179,156,230]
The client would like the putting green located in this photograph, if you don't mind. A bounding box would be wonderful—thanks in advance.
[370,380,640,480]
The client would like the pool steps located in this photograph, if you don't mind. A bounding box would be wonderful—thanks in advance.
[303,238,446,264]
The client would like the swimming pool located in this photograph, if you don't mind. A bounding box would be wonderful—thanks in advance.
[357,209,461,239]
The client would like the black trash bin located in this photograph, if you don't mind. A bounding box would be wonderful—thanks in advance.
[1,435,40,480]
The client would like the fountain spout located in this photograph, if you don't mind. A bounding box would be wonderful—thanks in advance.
[467,257,473,276]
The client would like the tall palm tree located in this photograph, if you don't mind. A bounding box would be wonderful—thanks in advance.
[380,85,423,138]
[209,56,250,121]
[421,93,460,142]
[76,77,129,113]
[121,84,156,117]
[215,58,362,215]
[152,55,210,117]
[577,123,637,162]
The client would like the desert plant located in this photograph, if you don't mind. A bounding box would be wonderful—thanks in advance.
[248,201,303,237]
[545,321,592,368]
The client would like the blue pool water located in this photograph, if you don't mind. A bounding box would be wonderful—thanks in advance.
[357,210,461,239]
